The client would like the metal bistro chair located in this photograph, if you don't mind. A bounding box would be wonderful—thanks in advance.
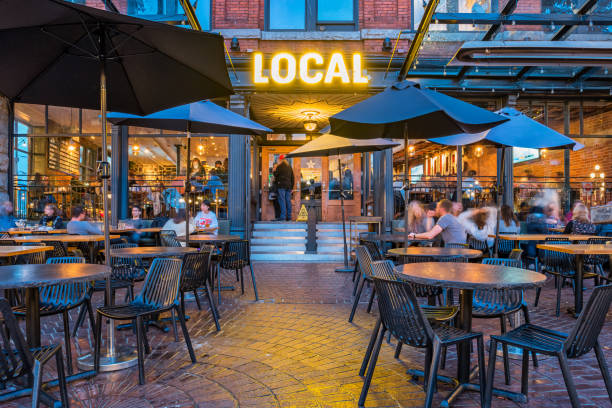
[349,246,377,323]
[476,258,538,385]
[41,240,69,258]
[94,258,196,385]
[359,271,486,408]
[13,257,92,377]
[445,242,469,249]
[468,236,491,257]
[160,230,182,247]
[584,237,611,282]
[352,239,383,296]
[72,243,147,337]
[485,284,612,408]
[179,248,221,332]
[218,240,259,302]
[0,298,69,407]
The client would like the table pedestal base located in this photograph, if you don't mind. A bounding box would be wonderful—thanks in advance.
[77,346,138,372]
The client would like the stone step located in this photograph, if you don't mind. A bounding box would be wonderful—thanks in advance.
[251,237,306,245]
[251,244,306,252]
[252,230,307,238]
[253,222,307,230]
[251,252,344,262]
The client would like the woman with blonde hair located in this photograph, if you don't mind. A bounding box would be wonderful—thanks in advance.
[563,203,596,234]
[397,201,429,233]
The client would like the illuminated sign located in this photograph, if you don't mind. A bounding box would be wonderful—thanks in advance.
[253,52,368,85]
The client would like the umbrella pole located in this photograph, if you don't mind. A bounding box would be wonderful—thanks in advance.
[493,148,505,258]
[185,129,191,246]
[404,124,410,247]
[336,156,352,273]
[78,28,138,373]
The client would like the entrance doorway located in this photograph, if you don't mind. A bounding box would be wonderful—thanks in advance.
[260,146,361,222]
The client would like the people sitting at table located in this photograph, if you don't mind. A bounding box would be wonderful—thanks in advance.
[194,200,218,235]
[39,203,64,230]
[563,203,596,235]
[162,208,195,238]
[499,204,520,234]
[125,205,145,243]
[458,206,496,247]
[0,201,17,231]
[408,199,467,245]
[396,201,430,233]
[67,206,102,235]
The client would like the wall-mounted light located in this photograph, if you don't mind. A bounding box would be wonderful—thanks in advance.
[132,144,140,155]
[230,37,240,51]
[382,37,392,52]
[474,146,483,158]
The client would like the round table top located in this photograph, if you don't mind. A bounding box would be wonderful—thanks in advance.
[0,245,53,257]
[394,262,546,290]
[180,234,241,242]
[110,246,197,258]
[0,263,110,289]
[361,234,432,244]
[387,247,482,258]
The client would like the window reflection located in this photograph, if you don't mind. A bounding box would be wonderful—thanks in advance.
[329,154,354,200]
[269,0,305,30]
[300,157,322,200]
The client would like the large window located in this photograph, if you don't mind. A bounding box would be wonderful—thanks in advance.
[267,0,357,31]
[127,0,211,30]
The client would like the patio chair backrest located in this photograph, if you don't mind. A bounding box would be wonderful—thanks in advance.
[110,242,144,270]
[482,258,521,268]
[180,247,214,291]
[362,240,384,261]
[41,240,68,258]
[22,242,47,264]
[585,237,610,265]
[445,242,469,249]
[564,284,612,358]
[0,298,33,383]
[468,236,489,251]
[371,275,434,348]
[355,245,375,279]
[497,238,515,257]
[370,260,397,281]
[160,230,182,247]
[42,257,89,307]
[0,239,16,246]
[476,258,524,310]
[220,240,250,270]
[397,256,443,298]
[136,258,182,309]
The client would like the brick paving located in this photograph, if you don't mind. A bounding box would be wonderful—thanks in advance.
[4,262,612,407]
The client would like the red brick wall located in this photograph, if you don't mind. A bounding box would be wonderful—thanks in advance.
[361,0,411,28]
[214,0,262,28]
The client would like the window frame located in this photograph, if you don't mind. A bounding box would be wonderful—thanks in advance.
[265,0,359,32]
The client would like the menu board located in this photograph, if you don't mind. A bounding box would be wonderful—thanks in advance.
[591,204,612,224]
[48,137,80,175]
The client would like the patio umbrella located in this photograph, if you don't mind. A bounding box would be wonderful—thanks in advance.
[0,0,232,371]
[328,80,508,245]
[429,107,583,255]
[287,135,399,273]
[108,100,271,244]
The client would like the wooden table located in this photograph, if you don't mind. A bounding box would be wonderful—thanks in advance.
[2,229,67,235]
[0,245,52,257]
[180,234,241,246]
[491,234,599,249]
[395,262,546,406]
[0,263,110,347]
[110,246,197,258]
[387,247,482,259]
[4,234,120,263]
[360,233,432,247]
[537,243,612,316]
[549,227,566,233]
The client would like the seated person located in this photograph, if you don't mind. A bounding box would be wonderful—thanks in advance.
[563,203,596,235]
[193,200,218,235]
[67,206,102,235]
[125,205,145,243]
[0,201,17,231]
[408,199,467,245]
[162,209,195,238]
[39,204,64,229]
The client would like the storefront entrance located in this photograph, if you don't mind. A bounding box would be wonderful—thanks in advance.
[260,146,361,222]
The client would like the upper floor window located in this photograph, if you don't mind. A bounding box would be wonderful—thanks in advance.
[267,0,358,31]
[127,0,211,30]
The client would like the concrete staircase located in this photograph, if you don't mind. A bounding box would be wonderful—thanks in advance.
[250,221,368,262]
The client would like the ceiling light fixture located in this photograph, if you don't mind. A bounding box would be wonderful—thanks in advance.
[302,111,318,132]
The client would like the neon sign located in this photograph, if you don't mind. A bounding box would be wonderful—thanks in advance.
[253,52,368,85]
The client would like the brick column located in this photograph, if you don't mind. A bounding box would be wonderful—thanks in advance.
[0,96,11,202]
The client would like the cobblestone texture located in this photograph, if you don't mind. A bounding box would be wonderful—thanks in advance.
[4,262,612,407]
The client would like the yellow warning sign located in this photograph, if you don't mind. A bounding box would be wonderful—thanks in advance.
[297,204,308,221]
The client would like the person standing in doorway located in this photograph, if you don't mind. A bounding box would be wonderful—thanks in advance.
[273,155,294,221]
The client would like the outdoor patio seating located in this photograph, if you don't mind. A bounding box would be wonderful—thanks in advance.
[0,298,69,407]
[94,258,196,385]
[485,284,612,408]
[13,256,91,376]
[359,271,486,408]
[160,230,182,247]
[219,240,259,301]
[179,248,220,331]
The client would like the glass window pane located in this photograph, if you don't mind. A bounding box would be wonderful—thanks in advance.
[300,157,322,200]
[318,0,353,21]
[192,0,211,30]
[48,106,79,134]
[413,0,447,31]
[458,0,492,31]
[14,103,45,135]
[328,154,354,200]
[269,0,305,29]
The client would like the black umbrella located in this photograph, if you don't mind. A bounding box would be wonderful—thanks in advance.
[287,134,399,272]
[328,81,508,245]
[0,0,232,372]
[108,100,271,244]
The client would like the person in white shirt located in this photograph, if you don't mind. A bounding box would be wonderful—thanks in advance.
[457,206,497,247]
[193,200,218,235]
[162,208,195,238]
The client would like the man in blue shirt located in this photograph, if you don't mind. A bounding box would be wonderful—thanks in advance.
[66,206,102,235]
[0,201,17,231]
